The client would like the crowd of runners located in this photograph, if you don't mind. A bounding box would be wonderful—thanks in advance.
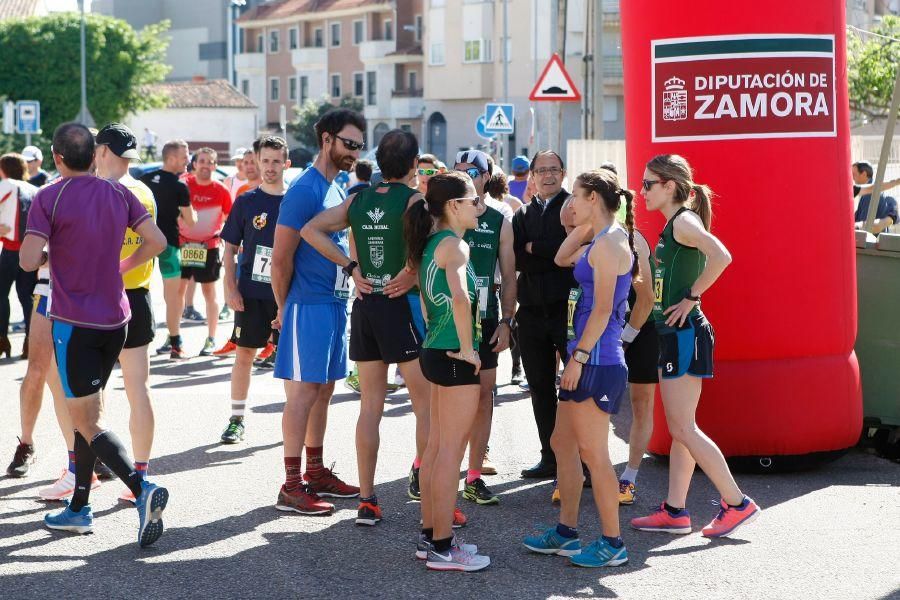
[0,107,760,570]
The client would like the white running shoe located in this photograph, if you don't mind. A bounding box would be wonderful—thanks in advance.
[38,469,100,501]
[425,545,490,572]
[120,487,137,504]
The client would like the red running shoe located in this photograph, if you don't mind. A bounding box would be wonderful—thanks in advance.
[304,466,360,498]
[453,505,468,528]
[355,501,383,526]
[275,485,334,515]
[213,340,237,356]
[257,342,275,360]
[701,497,760,538]
[630,503,692,534]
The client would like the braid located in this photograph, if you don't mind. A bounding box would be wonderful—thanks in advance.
[622,189,640,280]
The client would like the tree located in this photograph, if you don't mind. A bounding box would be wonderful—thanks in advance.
[0,13,170,158]
[287,95,364,151]
[848,15,900,121]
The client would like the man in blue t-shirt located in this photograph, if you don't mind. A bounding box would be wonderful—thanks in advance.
[219,136,288,445]
[270,108,366,515]
[852,160,899,235]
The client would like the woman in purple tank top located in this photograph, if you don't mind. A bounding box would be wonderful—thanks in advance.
[522,169,640,567]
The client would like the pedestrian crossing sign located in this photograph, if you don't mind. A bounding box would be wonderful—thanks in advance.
[484,103,515,134]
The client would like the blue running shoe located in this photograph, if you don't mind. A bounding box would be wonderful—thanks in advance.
[45,501,93,534]
[136,481,169,547]
[523,526,581,557]
[569,537,628,568]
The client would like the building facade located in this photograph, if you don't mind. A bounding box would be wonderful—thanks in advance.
[236,0,423,147]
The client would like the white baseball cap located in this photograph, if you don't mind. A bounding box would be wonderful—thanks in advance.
[22,146,43,162]
[230,147,249,161]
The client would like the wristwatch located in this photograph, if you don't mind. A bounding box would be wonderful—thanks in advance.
[342,260,358,278]
[572,348,590,364]
[684,289,701,302]
[499,317,517,330]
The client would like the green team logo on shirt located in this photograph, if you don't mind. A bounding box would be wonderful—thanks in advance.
[367,207,385,224]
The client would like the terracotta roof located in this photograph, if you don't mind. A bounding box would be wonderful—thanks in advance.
[239,0,389,23]
[145,79,257,110]
[0,0,41,20]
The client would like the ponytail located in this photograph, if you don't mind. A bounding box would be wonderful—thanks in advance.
[403,199,433,269]
[646,154,715,231]
[691,184,713,231]
[403,171,473,267]
[621,189,640,280]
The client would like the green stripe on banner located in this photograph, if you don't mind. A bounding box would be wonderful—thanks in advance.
[655,37,833,58]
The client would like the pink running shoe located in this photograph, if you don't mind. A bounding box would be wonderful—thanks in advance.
[701,497,760,538]
[630,503,692,534]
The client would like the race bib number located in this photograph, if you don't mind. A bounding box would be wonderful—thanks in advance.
[476,276,490,319]
[334,265,351,300]
[567,287,582,340]
[181,243,207,268]
[251,245,272,283]
[652,266,665,318]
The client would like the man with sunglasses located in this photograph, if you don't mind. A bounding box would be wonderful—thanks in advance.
[416,154,444,195]
[512,150,576,480]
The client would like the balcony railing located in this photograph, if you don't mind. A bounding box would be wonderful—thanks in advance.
[391,88,424,98]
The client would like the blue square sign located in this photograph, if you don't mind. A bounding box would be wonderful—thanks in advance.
[15,101,40,135]
[484,103,515,134]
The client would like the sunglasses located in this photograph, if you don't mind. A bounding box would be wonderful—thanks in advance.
[418,168,440,176]
[334,134,365,152]
[642,179,665,191]
[456,167,483,180]
[453,196,479,207]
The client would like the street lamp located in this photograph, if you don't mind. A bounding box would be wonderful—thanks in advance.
[228,0,247,87]
[76,0,95,127]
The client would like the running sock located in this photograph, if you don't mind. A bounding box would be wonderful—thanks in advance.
[170,335,182,347]
[360,495,378,505]
[556,523,578,539]
[412,456,422,469]
[664,502,686,516]
[727,496,749,509]
[621,466,639,485]
[421,527,433,541]
[69,432,97,512]
[466,469,481,484]
[231,398,246,418]
[67,450,76,474]
[305,446,324,476]
[284,457,303,492]
[602,535,624,549]
[432,537,452,554]
[134,462,149,478]
[90,430,143,499]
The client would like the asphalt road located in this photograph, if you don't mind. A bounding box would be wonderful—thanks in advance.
[1,282,898,600]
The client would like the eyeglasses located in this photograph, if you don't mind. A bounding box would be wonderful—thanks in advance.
[452,196,479,207]
[456,167,483,180]
[642,179,664,191]
[418,168,440,176]
[534,167,562,176]
[334,134,365,152]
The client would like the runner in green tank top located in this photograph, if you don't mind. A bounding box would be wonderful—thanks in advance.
[421,229,480,349]
[300,129,434,525]
[651,206,706,323]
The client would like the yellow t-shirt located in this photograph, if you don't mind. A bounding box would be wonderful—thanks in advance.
[120,174,157,290]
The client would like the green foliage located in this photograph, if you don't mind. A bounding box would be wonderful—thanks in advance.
[848,15,900,120]
[287,95,365,151]
[0,13,170,159]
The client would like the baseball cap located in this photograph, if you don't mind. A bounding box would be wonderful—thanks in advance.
[95,123,141,160]
[511,155,529,174]
[22,146,43,162]
[455,150,490,174]
[231,147,248,161]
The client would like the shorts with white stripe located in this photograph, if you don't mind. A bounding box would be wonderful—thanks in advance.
[274,302,348,383]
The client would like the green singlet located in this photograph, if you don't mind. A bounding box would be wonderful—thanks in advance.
[652,207,706,322]
[420,229,481,350]
[347,182,417,294]
[462,205,504,321]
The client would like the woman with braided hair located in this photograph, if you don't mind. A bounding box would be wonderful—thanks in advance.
[522,168,637,568]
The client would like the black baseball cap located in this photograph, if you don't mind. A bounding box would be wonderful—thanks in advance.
[96,123,140,160]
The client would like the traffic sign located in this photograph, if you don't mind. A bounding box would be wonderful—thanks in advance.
[15,101,40,134]
[529,54,581,102]
[475,115,495,140]
[484,103,515,134]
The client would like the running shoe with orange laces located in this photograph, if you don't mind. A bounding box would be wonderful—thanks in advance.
[355,501,383,525]
[275,485,334,515]
[213,340,237,356]
[303,465,360,498]
[256,342,275,360]
[701,497,760,538]
[630,503,692,534]
[39,469,101,501]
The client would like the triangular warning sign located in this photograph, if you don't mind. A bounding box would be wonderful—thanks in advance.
[488,106,512,130]
[529,53,581,102]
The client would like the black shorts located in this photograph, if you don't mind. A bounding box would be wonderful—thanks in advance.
[123,288,155,349]
[235,297,278,348]
[624,320,659,384]
[349,293,422,364]
[51,322,126,398]
[181,246,221,283]
[656,313,715,379]
[478,318,500,371]
[419,347,480,387]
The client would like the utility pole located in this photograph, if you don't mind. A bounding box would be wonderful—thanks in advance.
[556,0,567,152]
[502,0,509,169]
[76,0,94,127]
[582,0,592,138]
[592,0,604,140]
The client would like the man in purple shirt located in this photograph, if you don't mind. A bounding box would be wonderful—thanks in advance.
[19,122,170,548]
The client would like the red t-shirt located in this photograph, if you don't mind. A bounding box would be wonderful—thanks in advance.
[179,176,233,248]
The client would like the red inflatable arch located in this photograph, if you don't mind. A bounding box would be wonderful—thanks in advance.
[620,0,862,468]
